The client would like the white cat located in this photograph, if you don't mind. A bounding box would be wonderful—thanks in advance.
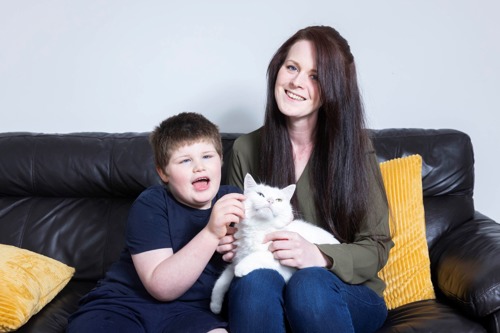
[210,173,339,314]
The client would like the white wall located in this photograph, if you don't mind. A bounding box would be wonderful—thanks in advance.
[1,1,499,222]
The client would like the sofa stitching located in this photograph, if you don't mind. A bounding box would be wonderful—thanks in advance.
[31,136,37,195]
[18,138,38,247]
[102,136,123,275]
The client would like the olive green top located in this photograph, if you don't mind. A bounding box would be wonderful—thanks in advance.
[226,128,393,297]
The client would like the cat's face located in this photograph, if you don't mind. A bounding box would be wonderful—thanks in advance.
[243,174,295,228]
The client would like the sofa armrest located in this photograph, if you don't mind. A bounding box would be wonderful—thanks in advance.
[483,309,500,333]
[430,212,500,318]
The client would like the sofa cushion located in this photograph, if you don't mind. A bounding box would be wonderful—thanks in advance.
[14,281,96,333]
[380,299,487,332]
[378,155,435,310]
[0,133,161,281]
[0,244,74,332]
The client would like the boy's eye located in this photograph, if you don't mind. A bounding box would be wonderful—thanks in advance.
[203,154,213,159]
[180,159,191,164]
[257,192,265,198]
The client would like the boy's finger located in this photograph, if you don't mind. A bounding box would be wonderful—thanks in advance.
[222,192,246,201]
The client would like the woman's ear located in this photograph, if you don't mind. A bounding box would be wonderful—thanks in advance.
[156,166,169,183]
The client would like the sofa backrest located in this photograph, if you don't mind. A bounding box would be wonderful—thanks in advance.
[0,129,475,281]
[0,133,156,280]
[0,132,241,280]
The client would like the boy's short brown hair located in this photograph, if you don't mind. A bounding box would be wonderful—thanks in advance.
[150,112,222,170]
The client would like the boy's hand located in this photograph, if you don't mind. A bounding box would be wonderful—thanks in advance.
[217,224,237,262]
[206,193,245,240]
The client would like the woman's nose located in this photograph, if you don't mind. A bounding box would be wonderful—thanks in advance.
[291,72,305,88]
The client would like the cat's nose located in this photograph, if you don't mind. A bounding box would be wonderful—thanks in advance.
[267,198,274,204]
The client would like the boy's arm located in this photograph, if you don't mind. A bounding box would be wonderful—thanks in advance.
[132,192,245,302]
[132,228,220,301]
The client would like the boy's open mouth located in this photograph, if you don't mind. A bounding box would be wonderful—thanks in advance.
[192,177,210,191]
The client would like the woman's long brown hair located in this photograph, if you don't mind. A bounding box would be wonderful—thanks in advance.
[259,26,370,243]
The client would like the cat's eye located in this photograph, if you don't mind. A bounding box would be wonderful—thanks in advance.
[257,192,264,197]
[276,198,282,202]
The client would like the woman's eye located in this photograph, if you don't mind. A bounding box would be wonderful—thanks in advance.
[310,74,318,81]
[286,65,297,72]
[257,192,265,197]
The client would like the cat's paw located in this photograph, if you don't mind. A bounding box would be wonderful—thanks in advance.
[210,300,223,314]
[234,263,254,277]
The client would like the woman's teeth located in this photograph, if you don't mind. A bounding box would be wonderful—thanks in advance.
[286,90,305,101]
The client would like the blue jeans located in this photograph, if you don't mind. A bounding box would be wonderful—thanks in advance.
[227,268,387,333]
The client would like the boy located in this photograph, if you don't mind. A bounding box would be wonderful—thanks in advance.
[67,112,245,333]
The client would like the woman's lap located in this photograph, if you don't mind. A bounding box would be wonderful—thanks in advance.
[227,268,387,333]
[227,269,287,332]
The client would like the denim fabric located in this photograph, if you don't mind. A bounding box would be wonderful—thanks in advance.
[228,267,387,333]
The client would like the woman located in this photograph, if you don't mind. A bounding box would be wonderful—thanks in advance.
[223,26,393,332]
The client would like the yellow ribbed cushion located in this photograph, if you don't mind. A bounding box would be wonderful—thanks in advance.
[0,244,75,332]
[378,154,435,310]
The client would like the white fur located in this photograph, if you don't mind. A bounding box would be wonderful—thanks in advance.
[210,174,339,314]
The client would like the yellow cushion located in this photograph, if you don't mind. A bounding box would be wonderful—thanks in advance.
[378,154,435,310]
[0,244,75,332]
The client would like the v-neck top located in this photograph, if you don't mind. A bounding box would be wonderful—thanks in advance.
[226,128,393,297]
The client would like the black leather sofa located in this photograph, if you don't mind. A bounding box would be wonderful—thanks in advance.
[1,128,499,332]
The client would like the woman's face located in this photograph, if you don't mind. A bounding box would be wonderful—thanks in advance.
[274,40,322,122]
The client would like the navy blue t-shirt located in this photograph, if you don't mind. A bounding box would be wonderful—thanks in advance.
[101,184,241,303]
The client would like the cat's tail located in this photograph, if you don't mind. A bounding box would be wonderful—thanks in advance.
[210,267,235,314]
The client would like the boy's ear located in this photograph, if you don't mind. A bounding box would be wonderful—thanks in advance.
[156,166,169,183]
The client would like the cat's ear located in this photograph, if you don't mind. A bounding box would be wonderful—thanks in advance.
[244,173,258,191]
[282,184,296,201]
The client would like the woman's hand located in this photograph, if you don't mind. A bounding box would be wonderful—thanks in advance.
[263,231,331,268]
[216,224,238,262]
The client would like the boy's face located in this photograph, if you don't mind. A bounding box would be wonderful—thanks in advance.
[157,140,222,210]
